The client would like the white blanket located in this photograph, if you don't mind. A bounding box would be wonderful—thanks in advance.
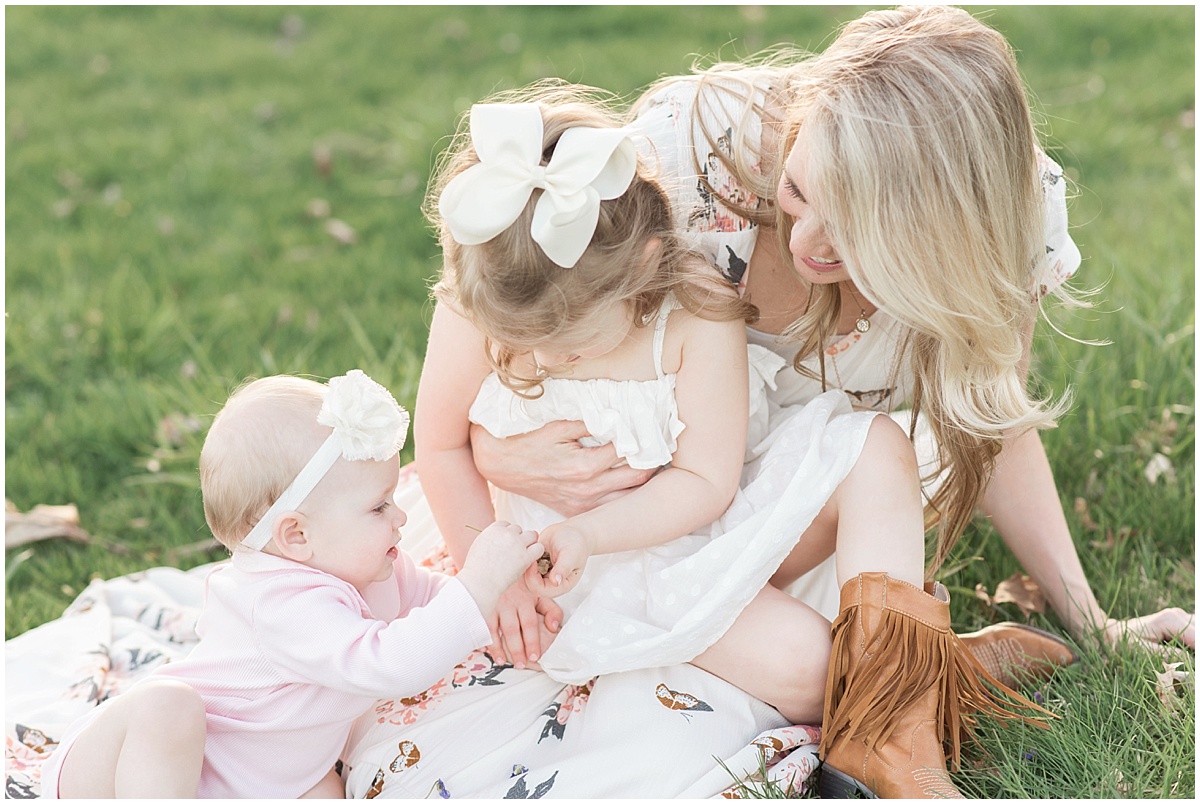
[5,551,819,799]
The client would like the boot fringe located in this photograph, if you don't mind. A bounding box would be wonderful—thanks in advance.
[822,603,1055,770]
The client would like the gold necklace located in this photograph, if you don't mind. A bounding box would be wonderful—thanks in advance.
[844,283,871,334]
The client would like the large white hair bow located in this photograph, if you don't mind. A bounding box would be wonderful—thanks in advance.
[438,103,638,268]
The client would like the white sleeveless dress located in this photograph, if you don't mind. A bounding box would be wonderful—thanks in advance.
[467,299,878,684]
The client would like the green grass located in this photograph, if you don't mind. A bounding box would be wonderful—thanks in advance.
[5,5,1194,798]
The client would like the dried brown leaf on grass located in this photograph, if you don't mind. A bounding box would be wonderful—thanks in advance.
[975,572,1046,618]
[1073,497,1099,531]
[4,500,91,549]
[1090,525,1136,552]
[1154,661,1191,716]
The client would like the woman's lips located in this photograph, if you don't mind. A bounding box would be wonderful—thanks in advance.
[802,256,844,272]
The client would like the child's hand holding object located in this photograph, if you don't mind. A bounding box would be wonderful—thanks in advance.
[455,521,547,617]
[524,522,589,597]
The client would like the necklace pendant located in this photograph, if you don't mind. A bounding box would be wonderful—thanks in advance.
[855,316,871,334]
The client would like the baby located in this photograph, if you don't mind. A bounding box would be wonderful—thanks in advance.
[40,370,544,798]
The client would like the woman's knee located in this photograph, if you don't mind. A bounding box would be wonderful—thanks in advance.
[861,414,920,475]
[764,612,832,724]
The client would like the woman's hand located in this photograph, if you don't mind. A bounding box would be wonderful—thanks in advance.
[485,584,563,670]
[1101,608,1195,657]
[470,421,659,517]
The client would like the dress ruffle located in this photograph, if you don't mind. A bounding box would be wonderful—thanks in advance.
[469,372,684,471]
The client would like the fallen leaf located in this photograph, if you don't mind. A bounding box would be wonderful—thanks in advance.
[992,572,1045,617]
[313,144,333,177]
[1144,452,1175,484]
[974,583,993,606]
[324,218,357,245]
[1090,525,1136,552]
[1154,661,1190,717]
[5,500,91,549]
[1073,497,1099,531]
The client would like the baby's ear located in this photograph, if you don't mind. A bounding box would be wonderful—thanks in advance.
[272,513,313,562]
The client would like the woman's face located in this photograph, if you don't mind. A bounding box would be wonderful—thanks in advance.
[776,126,851,285]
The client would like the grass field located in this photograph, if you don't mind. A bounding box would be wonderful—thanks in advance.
[4,5,1194,798]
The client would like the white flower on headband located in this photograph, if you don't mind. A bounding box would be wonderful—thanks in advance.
[438,103,638,268]
[317,370,409,461]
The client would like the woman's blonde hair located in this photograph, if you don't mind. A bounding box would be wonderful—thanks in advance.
[786,5,1073,573]
[426,81,755,396]
[200,376,327,550]
[672,6,1078,574]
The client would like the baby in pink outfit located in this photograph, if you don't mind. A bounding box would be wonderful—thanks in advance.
[41,371,545,798]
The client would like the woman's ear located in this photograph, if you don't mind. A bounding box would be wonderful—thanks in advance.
[271,512,313,562]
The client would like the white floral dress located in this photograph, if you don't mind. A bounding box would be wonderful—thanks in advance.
[465,297,877,684]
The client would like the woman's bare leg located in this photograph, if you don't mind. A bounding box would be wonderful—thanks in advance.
[691,585,832,724]
[772,415,925,589]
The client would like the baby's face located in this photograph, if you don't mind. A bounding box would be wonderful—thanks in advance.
[297,454,406,594]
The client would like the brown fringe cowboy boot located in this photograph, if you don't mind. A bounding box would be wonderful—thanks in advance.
[957,622,1080,690]
[818,573,1053,798]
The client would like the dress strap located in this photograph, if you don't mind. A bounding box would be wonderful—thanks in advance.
[650,296,678,379]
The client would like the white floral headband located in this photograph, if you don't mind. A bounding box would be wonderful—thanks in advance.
[241,370,410,551]
[437,103,638,268]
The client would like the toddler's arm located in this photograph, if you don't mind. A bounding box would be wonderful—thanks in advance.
[528,312,749,594]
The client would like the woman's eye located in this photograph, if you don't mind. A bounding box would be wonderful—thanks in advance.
[784,179,806,202]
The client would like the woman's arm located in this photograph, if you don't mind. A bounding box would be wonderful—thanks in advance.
[982,316,1195,649]
[469,421,659,517]
[415,301,565,668]
[413,301,499,568]
[529,314,749,591]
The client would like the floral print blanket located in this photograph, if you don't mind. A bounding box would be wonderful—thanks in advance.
[5,561,819,798]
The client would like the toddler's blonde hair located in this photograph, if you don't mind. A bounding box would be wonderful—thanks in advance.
[200,376,327,550]
[426,81,755,396]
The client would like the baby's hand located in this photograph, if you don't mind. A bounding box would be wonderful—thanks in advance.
[456,521,544,617]
[524,522,589,598]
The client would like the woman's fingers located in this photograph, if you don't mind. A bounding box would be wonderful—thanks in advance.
[486,618,507,666]
[497,605,527,669]
[1105,609,1196,653]
[535,595,563,633]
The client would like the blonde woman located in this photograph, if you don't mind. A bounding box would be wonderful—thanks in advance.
[467,4,1194,797]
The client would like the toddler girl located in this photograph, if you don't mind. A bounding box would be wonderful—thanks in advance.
[415,88,858,723]
[41,370,545,798]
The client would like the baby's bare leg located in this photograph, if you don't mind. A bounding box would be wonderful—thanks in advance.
[299,766,346,798]
[58,679,205,798]
[691,585,831,724]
